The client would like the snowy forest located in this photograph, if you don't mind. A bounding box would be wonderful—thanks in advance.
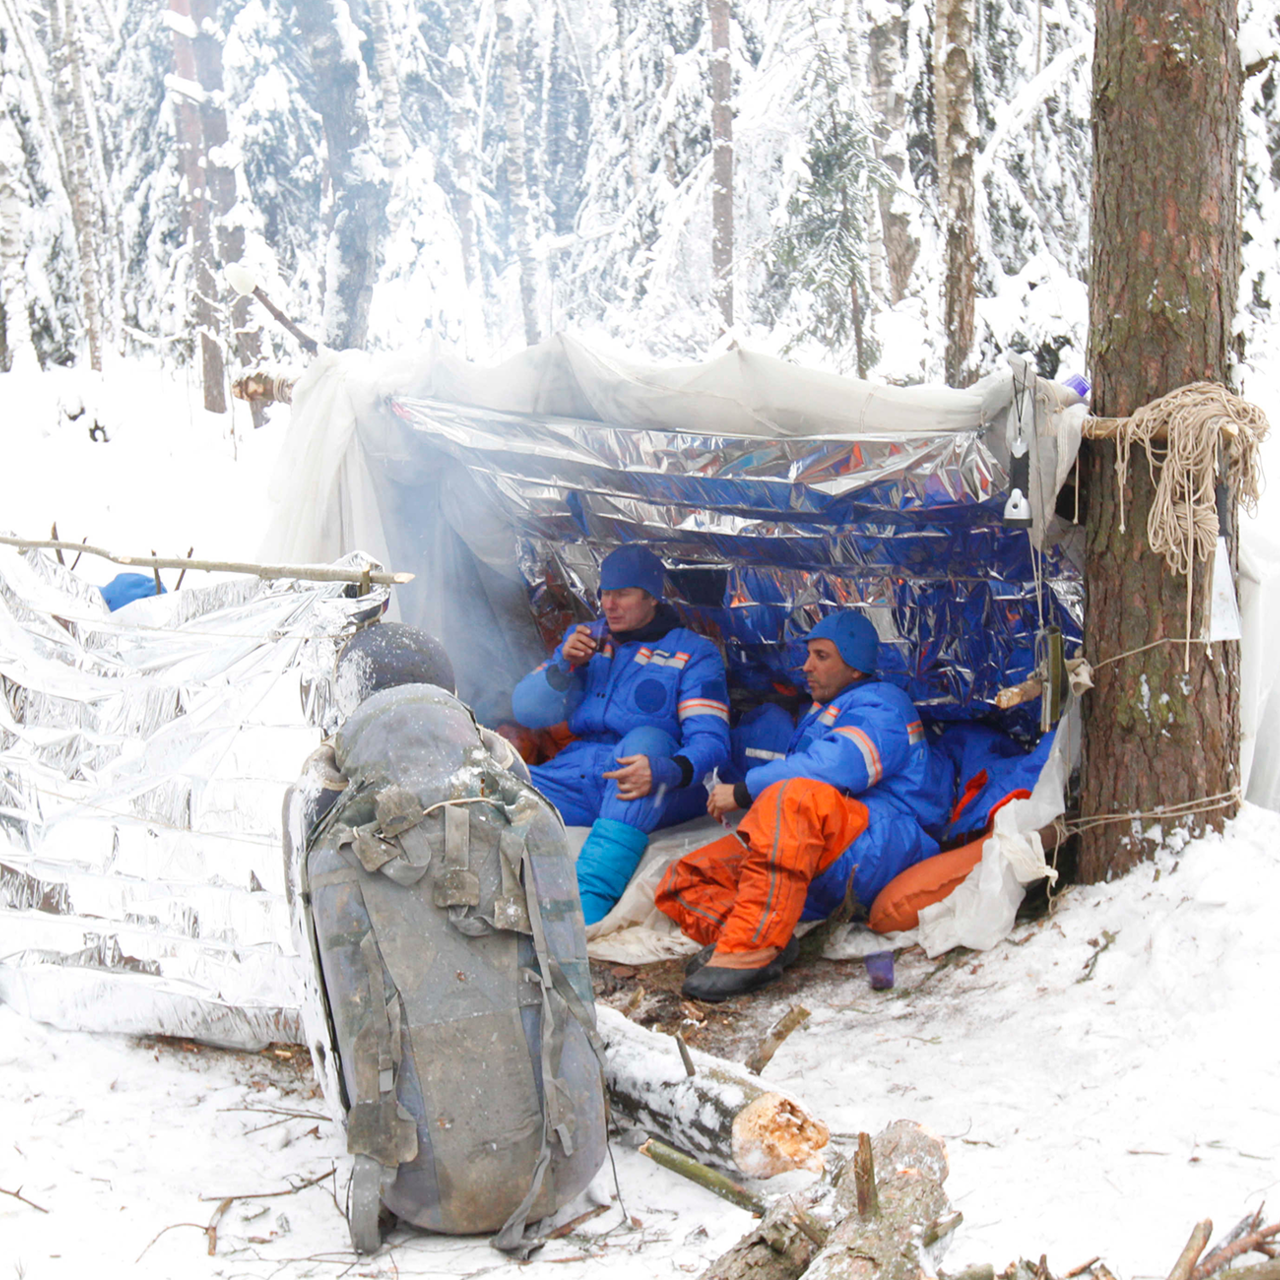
[3,0,1278,398]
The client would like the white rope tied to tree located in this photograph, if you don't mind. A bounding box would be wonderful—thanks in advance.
[1113,382,1269,664]
[1115,381,1268,567]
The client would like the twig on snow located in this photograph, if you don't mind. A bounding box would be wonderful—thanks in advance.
[0,1185,48,1213]
[206,1196,233,1255]
[1075,931,1117,984]
[638,1138,764,1215]
[197,1165,336,1204]
[1064,1257,1102,1277]
[744,1004,810,1076]
[135,1222,209,1262]
[545,1204,610,1239]
[216,1106,328,1120]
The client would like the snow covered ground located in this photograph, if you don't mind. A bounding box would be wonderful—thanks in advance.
[3,360,1280,1279]
[6,805,1279,1279]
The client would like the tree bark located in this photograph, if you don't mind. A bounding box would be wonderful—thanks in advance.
[190,0,264,416]
[296,0,389,351]
[597,1006,829,1180]
[445,0,482,301]
[708,0,734,331]
[934,0,977,388]
[168,0,224,407]
[494,0,541,347]
[366,0,405,176]
[1081,0,1241,882]
[48,0,103,374]
[0,117,36,371]
[865,9,916,304]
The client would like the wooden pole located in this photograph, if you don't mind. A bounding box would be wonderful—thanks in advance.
[0,535,413,586]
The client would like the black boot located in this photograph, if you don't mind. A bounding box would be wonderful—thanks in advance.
[683,942,717,975]
[681,936,798,1003]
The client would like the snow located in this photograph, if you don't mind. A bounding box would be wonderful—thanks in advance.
[5,801,1279,1277]
[2,359,1279,1279]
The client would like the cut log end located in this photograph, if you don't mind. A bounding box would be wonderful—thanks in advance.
[731,1092,830,1178]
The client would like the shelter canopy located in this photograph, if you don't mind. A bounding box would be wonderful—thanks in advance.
[262,334,1085,728]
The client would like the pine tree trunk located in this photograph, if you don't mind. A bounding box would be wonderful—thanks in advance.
[708,0,734,331]
[296,0,389,351]
[49,0,104,373]
[495,0,541,347]
[1080,0,1241,882]
[933,0,976,388]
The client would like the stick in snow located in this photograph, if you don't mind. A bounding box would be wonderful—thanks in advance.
[1168,1220,1214,1280]
[639,1139,764,1215]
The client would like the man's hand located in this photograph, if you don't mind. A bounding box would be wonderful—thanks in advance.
[707,783,741,820]
[561,624,599,666]
[603,754,653,800]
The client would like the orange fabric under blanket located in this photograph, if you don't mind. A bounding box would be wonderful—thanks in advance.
[655,778,869,954]
[867,837,985,934]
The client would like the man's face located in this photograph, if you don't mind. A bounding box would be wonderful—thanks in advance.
[803,638,860,703]
[600,587,657,633]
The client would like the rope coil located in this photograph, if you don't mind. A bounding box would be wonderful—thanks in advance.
[1111,382,1269,664]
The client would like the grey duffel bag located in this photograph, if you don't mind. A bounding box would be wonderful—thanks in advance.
[291,683,607,1254]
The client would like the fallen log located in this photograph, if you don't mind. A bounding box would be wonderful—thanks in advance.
[700,1120,951,1280]
[597,1005,829,1180]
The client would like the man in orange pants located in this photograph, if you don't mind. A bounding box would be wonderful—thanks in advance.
[656,611,950,1001]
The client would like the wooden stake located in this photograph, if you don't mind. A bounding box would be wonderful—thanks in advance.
[854,1131,879,1219]
[175,546,195,591]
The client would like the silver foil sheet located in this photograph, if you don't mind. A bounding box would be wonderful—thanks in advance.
[0,546,387,1049]
[385,392,1083,726]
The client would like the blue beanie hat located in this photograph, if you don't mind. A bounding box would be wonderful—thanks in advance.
[599,545,666,599]
[806,611,878,674]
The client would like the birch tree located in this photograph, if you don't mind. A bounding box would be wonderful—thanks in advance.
[494,0,541,346]
[708,0,733,330]
[934,0,977,387]
[295,0,389,351]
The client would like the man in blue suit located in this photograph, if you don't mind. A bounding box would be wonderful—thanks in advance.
[513,546,730,924]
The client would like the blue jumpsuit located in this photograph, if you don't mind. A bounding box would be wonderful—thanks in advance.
[742,679,952,917]
[512,621,731,833]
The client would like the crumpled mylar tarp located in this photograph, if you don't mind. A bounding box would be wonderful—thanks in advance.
[255,338,1089,969]
[0,545,385,1049]
[261,337,1087,731]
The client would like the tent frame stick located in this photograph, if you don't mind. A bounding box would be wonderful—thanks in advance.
[0,535,413,586]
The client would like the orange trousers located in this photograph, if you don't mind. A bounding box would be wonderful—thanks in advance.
[655,778,869,953]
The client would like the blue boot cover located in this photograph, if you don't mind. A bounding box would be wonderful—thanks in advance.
[575,818,650,925]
